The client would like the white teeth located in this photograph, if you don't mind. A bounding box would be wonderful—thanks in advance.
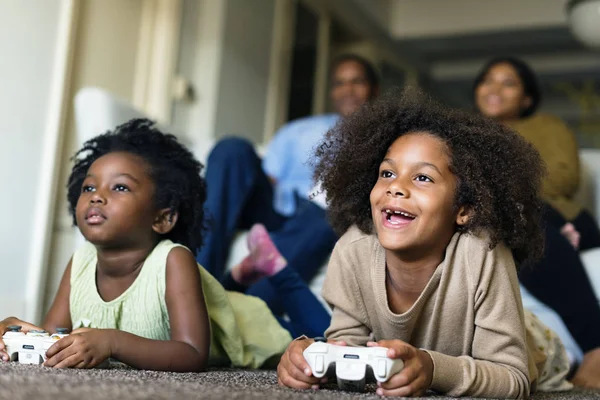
[385,209,415,218]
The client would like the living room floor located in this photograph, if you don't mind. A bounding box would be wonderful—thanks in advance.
[2,363,599,400]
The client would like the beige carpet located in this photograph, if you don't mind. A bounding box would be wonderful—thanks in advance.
[1,362,599,399]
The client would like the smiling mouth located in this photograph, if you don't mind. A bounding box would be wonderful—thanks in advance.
[484,95,503,106]
[382,208,416,227]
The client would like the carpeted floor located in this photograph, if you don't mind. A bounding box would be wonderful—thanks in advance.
[1,362,599,399]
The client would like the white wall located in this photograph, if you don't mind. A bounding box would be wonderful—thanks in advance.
[43,0,146,316]
[214,0,275,143]
[0,0,61,318]
[172,0,227,161]
[390,0,569,38]
[172,0,276,159]
[172,0,205,140]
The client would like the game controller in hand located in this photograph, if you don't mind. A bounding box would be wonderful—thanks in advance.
[3,325,70,364]
[303,337,404,392]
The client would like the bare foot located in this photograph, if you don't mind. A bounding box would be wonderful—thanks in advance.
[246,223,287,276]
[571,347,600,388]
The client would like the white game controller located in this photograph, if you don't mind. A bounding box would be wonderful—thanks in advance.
[2,325,70,365]
[303,338,404,392]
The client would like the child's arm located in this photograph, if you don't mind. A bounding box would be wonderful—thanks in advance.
[419,241,531,399]
[277,337,348,389]
[278,242,372,389]
[320,245,372,344]
[0,258,73,362]
[45,247,210,371]
[43,259,74,332]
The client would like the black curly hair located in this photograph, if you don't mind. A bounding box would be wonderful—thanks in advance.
[67,118,206,250]
[315,88,546,265]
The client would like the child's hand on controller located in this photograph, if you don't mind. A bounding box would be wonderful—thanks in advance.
[44,328,112,368]
[277,338,347,390]
[0,318,44,362]
[367,340,433,397]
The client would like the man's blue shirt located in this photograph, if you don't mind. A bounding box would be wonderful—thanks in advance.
[262,113,339,215]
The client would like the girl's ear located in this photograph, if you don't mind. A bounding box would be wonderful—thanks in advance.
[153,208,178,235]
[455,205,471,226]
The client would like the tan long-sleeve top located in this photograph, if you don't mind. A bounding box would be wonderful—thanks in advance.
[322,226,537,399]
[508,114,581,220]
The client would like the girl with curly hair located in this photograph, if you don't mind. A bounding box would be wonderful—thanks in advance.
[277,89,573,398]
[0,119,296,371]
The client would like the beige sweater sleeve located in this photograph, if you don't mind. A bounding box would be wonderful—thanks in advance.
[425,241,531,399]
[322,241,372,346]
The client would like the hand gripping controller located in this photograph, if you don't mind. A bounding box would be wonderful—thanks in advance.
[303,338,404,392]
[2,325,70,365]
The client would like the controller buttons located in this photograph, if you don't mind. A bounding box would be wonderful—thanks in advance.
[6,326,22,332]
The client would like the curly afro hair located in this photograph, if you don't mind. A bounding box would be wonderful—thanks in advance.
[67,118,206,251]
[314,88,545,265]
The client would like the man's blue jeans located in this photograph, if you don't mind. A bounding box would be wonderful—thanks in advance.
[196,137,337,313]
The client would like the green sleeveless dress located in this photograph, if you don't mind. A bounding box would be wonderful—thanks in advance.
[69,240,292,368]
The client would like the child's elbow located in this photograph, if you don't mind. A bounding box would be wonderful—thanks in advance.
[190,347,209,373]
[194,355,208,372]
[176,355,207,373]
[174,344,209,372]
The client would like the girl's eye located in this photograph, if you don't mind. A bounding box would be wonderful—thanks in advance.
[415,174,433,183]
[380,170,394,179]
[82,185,95,193]
[113,184,130,192]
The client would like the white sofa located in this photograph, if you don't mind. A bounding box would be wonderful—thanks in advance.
[74,87,600,362]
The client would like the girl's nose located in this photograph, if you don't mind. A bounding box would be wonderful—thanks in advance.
[387,179,409,198]
[90,191,106,204]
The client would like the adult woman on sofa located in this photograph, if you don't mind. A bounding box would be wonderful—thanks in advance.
[473,56,600,388]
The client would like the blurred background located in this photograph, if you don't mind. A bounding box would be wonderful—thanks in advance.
[1,0,599,323]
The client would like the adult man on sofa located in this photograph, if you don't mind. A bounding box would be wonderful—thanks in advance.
[197,54,379,307]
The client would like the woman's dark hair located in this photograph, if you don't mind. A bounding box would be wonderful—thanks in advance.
[330,54,380,90]
[315,88,545,265]
[67,118,206,250]
[473,56,542,117]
